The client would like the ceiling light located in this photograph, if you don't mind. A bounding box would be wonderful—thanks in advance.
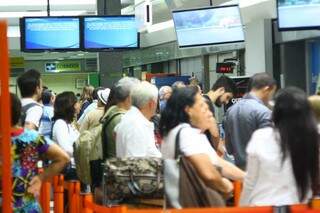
[0,0,95,6]
[0,10,87,18]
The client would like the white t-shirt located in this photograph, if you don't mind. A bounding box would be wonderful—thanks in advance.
[52,119,80,166]
[161,123,219,165]
[21,98,43,128]
[240,127,312,206]
[115,106,161,158]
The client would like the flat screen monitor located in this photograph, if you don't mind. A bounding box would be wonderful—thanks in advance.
[172,5,244,48]
[83,16,139,50]
[20,17,80,52]
[277,0,320,30]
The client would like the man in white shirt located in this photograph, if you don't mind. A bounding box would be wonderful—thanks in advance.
[115,81,162,158]
[17,69,43,130]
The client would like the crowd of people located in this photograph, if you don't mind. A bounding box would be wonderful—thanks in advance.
[5,68,320,211]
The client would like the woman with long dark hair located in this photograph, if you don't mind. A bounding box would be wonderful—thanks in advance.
[240,87,320,206]
[52,91,80,180]
[160,87,244,199]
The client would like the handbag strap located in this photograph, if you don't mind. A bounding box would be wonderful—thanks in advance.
[174,127,186,159]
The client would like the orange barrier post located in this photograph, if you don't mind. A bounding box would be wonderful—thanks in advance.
[311,197,320,210]
[40,180,51,213]
[68,180,81,213]
[0,21,12,213]
[80,193,94,213]
[233,180,243,206]
[53,175,64,213]
[127,206,273,213]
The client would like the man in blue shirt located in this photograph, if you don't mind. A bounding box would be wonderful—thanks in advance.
[224,73,277,169]
[39,89,55,139]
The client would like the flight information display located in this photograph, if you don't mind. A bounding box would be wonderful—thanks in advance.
[21,17,80,51]
[278,0,320,30]
[83,16,139,49]
[172,5,244,48]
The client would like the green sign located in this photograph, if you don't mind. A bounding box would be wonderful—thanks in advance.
[45,61,81,72]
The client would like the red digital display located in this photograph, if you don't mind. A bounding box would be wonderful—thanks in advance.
[216,62,234,74]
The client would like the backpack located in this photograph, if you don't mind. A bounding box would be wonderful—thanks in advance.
[73,112,124,185]
[73,124,102,185]
[20,102,41,127]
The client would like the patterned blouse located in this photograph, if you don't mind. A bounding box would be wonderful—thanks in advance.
[10,128,49,213]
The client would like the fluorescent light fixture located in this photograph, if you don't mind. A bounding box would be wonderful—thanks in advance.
[0,10,87,18]
[147,20,174,33]
[0,11,45,18]
[0,0,95,6]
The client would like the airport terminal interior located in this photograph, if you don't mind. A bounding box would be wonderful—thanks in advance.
[1,0,320,212]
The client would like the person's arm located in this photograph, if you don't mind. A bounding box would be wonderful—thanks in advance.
[27,143,70,196]
[239,154,259,206]
[187,154,233,196]
[208,116,220,148]
[217,156,245,180]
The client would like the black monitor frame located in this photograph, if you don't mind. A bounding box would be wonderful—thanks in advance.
[172,4,245,48]
[20,16,81,52]
[81,15,140,52]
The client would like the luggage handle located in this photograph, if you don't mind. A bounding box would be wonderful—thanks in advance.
[128,167,162,195]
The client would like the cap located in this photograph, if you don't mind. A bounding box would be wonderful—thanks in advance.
[97,88,110,105]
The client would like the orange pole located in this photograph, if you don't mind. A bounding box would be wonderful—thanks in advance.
[68,180,81,213]
[0,21,12,213]
[311,198,320,210]
[53,175,64,213]
[40,180,51,213]
[233,180,243,206]
[80,193,93,213]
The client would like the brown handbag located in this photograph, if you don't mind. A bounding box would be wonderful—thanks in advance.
[165,127,225,208]
[179,156,225,207]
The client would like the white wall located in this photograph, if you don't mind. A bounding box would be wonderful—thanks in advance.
[42,73,88,94]
[10,73,89,95]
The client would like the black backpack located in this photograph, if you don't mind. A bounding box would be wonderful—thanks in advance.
[20,103,42,128]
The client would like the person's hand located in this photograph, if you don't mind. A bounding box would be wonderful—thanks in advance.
[221,178,234,199]
[208,87,225,103]
[27,175,42,197]
[213,87,225,100]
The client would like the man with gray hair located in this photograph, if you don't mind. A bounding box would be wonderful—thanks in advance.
[159,85,172,112]
[115,81,162,158]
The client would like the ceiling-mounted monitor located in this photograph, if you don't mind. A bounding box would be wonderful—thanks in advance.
[82,16,139,50]
[277,0,320,31]
[20,16,80,52]
[172,5,244,48]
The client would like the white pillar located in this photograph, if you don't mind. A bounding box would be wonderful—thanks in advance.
[245,19,273,76]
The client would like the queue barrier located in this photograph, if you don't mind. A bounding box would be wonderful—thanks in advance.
[39,175,320,213]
